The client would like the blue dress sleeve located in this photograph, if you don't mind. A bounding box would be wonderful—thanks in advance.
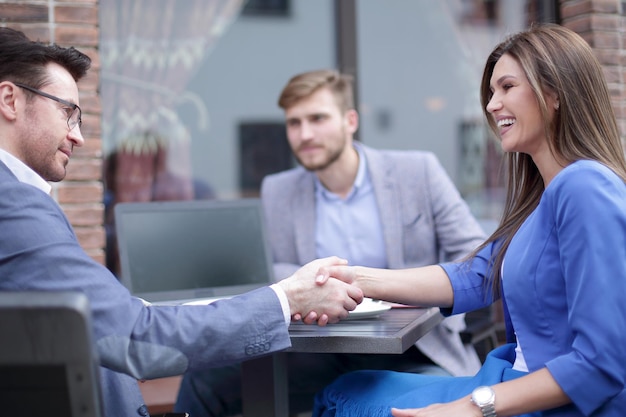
[439,241,499,315]
[544,163,626,415]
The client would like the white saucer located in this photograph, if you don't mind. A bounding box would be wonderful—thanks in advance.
[347,298,391,320]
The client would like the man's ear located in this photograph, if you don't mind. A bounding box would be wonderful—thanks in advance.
[345,109,359,134]
[0,82,19,123]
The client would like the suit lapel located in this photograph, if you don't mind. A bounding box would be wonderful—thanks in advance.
[292,172,317,263]
[363,146,405,268]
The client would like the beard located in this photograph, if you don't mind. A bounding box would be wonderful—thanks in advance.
[23,145,68,182]
[295,145,344,172]
[20,113,68,182]
[293,127,348,172]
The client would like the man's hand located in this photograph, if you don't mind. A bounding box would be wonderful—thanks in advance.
[277,257,363,326]
[315,264,356,286]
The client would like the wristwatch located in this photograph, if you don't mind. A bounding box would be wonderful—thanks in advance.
[471,385,497,417]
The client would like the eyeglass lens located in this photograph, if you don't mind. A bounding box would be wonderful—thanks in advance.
[68,107,82,130]
[14,82,82,130]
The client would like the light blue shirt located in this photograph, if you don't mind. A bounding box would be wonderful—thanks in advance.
[315,145,387,268]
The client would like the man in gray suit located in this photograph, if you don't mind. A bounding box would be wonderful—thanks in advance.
[175,69,485,416]
[0,30,362,417]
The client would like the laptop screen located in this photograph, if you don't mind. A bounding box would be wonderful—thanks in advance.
[114,199,274,303]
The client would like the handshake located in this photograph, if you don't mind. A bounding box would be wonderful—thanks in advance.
[276,256,362,326]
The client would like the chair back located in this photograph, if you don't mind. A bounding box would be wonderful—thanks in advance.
[0,291,103,417]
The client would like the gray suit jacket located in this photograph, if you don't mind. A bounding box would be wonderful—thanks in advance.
[0,161,291,417]
[261,144,485,376]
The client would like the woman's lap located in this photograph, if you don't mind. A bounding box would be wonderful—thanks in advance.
[313,344,540,417]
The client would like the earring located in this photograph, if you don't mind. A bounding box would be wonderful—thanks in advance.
[554,102,560,110]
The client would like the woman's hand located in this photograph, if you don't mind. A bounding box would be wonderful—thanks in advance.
[391,396,481,417]
[280,256,363,325]
[315,264,357,286]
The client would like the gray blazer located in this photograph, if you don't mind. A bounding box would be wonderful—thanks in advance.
[261,144,485,376]
[0,161,291,417]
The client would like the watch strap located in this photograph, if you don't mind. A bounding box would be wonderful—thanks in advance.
[480,403,497,417]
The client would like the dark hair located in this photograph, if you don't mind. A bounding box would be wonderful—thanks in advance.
[278,69,354,112]
[0,27,91,89]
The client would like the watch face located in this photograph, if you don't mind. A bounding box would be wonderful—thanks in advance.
[473,386,494,405]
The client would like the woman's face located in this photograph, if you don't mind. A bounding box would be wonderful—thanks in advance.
[486,54,557,157]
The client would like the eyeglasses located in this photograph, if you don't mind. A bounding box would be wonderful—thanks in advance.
[14,82,82,130]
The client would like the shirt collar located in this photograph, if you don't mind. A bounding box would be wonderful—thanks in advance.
[352,142,367,191]
[0,148,52,193]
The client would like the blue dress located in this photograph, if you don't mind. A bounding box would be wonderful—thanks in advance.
[313,160,626,417]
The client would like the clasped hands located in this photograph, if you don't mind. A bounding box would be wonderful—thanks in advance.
[277,256,360,326]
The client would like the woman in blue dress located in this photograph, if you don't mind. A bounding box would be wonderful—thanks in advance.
[311,24,626,417]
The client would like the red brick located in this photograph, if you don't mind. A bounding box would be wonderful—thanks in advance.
[57,183,103,204]
[564,15,592,33]
[78,70,100,93]
[65,159,102,181]
[55,26,98,48]
[607,84,622,99]
[603,66,621,83]
[79,94,102,115]
[79,113,102,138]
[63,0,98,4]
[74,226,106,250]
[55,5,98,25]
[590,0,620,13]
[590,31,620,48]
[0,4,47,22]
[561,0,593,20]
[73,138,103,159]
[85,249,106,265]
[4,24,50,42]
[63,205,105,227]
[594,49,622,65]
[77,46,101,70]
[590,14,621,30]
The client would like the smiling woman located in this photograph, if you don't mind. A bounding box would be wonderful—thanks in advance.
[486,54,558,157]
[312,23,626,417]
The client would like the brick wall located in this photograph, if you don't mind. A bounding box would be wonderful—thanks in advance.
[0,0,624,267]
[560,0,626,144]
[0,0,104,263]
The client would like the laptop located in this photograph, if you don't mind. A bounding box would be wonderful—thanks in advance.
[114,198,275,306]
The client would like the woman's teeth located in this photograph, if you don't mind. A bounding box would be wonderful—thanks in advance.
[497,118,515,127]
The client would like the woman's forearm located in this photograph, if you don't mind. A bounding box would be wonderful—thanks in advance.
[492,368,570,416]
[353,264,455,308]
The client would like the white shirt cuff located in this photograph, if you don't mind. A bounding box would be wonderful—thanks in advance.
[270,284,291,326]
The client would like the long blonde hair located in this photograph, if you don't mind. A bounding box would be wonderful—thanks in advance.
[475,24,626,297]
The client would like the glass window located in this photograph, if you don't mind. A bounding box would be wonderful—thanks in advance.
[100,0,555,274]
[357,0,555,229]
[100,0,336,273]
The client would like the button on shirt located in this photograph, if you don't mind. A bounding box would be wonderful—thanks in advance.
[315,147,388,268]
